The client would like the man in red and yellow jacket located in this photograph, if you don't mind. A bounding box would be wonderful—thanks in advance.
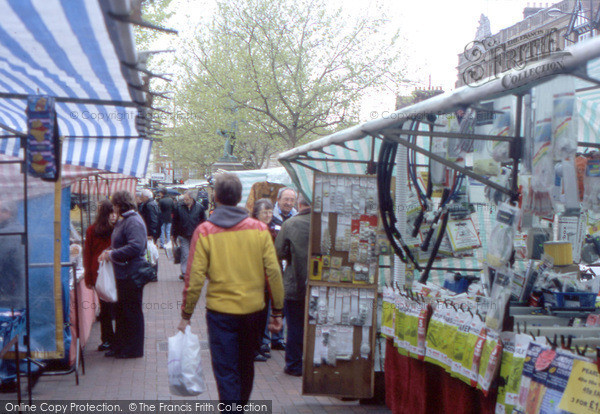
[178,173,284,404]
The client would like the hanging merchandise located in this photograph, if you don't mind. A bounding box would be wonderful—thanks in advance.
[26,95,60,181]
[304,172,381,398]
[528,117,555,217]
[487,203,520,267]
[477,329,503,397]
[551,76,578,161]
[490,105,514,163]
[484,168,511,206]
[484,266,512,331]
[430,135,448,187]
[583,157,600,213]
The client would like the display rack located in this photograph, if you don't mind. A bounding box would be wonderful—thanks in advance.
[303,172,381,398]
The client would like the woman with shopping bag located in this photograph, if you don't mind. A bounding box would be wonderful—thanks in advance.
[83,199,116,352]
[98,191,148,359]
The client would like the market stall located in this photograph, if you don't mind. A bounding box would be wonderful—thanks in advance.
[0,0,161,396]
[279,35,600,412]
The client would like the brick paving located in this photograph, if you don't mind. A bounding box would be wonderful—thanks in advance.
[12,250,390,413]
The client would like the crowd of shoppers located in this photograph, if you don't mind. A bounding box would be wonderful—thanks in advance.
[79,178,309,400]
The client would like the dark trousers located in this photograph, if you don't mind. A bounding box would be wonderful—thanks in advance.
[206,309,262,404]
[284,299,305,375]
[114,278,144,357]
[98,299,115,344]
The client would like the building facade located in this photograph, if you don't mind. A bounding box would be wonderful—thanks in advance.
[456,0,600,88]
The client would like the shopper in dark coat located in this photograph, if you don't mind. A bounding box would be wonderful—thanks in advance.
[157,188,174,248]
[99,191,147,359]
[138,189,161,242]
[172,190,206,280]
[274,193,311,376]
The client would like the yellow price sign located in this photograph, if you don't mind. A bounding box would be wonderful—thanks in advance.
[559,360,600,414]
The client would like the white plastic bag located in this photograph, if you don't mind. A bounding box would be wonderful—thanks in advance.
[146,239,159,265]
[168,326,206,396]
[96,260,117,303]
[164,240,174,261]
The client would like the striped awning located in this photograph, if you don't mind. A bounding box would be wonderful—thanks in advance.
[0,0,154,178]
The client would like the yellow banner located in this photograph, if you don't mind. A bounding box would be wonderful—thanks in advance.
[559,360,600,414]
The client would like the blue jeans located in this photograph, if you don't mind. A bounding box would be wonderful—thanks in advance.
[206,309,262,404]
[177,236,191,275]
[284,299,305,374]
[160,222,171,247]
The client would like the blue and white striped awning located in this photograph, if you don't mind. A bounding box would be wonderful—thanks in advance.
[0,0,153,177]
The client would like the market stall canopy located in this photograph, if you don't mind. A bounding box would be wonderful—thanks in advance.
[0,0,158,178]
[215,167,294,206]
[278,36,600,199]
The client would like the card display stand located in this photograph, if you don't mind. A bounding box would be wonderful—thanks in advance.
[302,172,382,398]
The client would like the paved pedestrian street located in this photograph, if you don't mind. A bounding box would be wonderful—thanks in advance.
[8,251,390,413]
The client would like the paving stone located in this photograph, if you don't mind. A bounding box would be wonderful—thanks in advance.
[10,250,389,412]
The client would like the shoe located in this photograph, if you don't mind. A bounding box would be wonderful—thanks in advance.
[254,353,268,362]
[97,342,111,351]
[284,367,302,377]
[0,380,17,393]
[104,350,116,357]
[259,344,271,358]
[149,277,158,283]
[179,274,185,281]
[272,341,285,351]
[115,353,143,359]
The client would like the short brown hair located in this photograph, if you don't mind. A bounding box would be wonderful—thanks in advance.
[111,190,137,213]
[214,173,242,206]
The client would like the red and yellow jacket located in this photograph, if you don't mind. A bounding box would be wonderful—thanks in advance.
[181,205,284,319]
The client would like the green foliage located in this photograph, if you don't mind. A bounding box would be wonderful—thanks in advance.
[134,0,176,50]
[169,0,404,171]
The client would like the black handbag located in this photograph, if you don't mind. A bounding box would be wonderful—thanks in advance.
[173,246,182,265]
[128,260,157,288]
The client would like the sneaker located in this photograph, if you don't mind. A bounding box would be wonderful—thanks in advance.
[254,353,268,362]
[259,344,271,358]
[97,342,111,351]
[272,341,285,351]
[179,274,185,281]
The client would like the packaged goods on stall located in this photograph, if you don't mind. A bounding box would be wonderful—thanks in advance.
[439,305,460,370]
[485,266,513,331]
[505,334,535,407]
[490,106,513,163]
[495,332,516,414]
[467,315,488,387]
[584,158,600,213]
[381,287,395,339]
[529,116,555,217]
[424,305,449,370]
[551,77,578,162]
[514,341,546,413]
[477,330,503,396]
[451,307,474,384]
[394,293,409,355]
[487,203,520,267]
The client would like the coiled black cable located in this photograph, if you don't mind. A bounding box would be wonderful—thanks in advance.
[377,126,421,270]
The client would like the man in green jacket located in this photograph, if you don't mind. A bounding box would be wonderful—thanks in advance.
[275,193,311,377]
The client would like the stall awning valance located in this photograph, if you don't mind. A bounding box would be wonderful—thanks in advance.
[0,0,154,178]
